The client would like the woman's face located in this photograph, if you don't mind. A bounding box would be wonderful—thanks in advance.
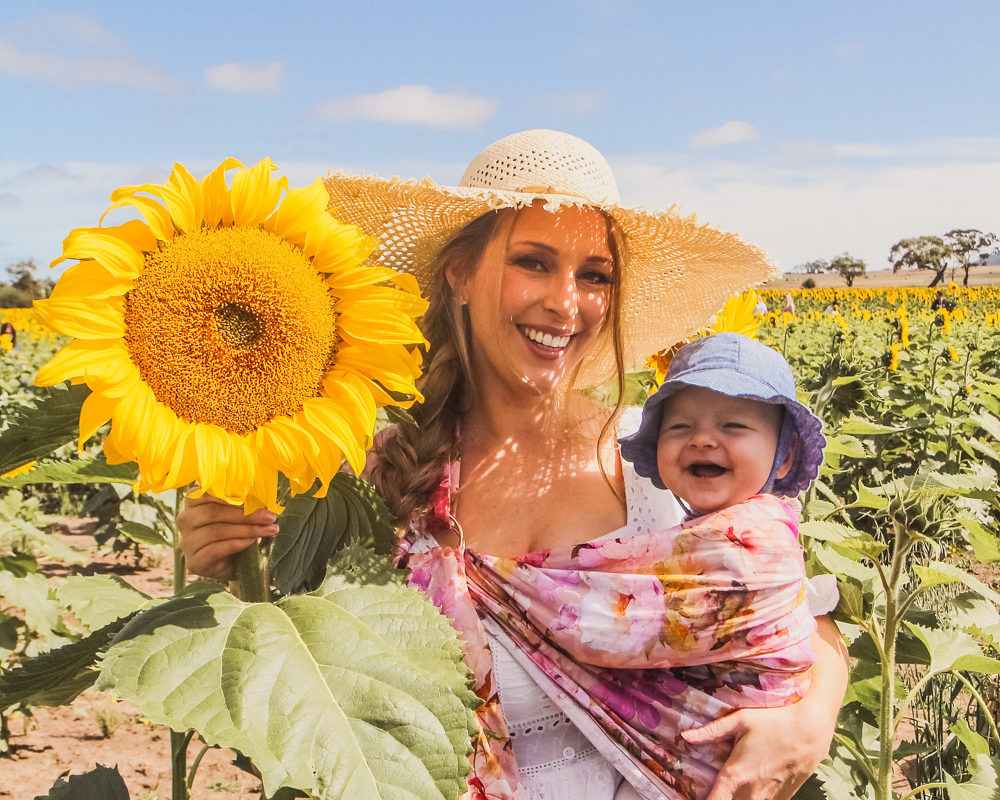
[453,203,615,397]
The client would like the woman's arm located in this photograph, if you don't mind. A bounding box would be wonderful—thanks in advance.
[681,615,849,800]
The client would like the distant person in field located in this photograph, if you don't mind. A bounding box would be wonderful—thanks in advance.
[930,290,953,312]
[782,292,795,314]
[0,322,16,354]
[824,300,840,315]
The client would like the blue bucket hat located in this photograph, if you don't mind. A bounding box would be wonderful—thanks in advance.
[619,332,826,497]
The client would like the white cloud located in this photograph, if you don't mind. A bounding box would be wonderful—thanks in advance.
[690,120,761,149]
[313,85,498,129]
[204,61,285,95]
[611,140,1000,272]
[0,37,181,92]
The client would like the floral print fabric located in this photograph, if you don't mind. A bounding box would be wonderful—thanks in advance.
[399,484,816,800]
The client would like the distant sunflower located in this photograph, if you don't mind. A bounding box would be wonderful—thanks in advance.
[34,159,427,512]
[708,289,760,340]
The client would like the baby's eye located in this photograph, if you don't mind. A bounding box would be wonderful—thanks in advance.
[663,421,691,431]
[724,422,750,430]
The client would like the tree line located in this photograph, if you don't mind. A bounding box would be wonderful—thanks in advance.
[0,259,54,307]
[791,228,999,287]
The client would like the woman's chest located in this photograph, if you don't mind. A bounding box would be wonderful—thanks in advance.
[455,464,626,558]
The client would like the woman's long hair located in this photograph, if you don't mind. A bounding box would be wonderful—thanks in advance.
[370,208,628,531]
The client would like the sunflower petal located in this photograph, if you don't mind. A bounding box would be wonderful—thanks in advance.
[33,298,125,340]
[200,157,244,227]
[79,390,117,449]
[51,227,145,278]
[101,195,175,242]
[231,158,285,227]
[49,261,132,301]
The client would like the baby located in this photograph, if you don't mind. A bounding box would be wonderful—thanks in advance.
[613,332,830,798]
[620,331,826,521]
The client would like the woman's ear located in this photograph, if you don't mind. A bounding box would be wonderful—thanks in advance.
[443,257,467,305]
[775,433,799,480]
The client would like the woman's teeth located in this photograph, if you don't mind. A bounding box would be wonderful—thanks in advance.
[523,327,571,348]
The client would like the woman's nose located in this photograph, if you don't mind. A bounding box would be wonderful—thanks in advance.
[542,271,579,318]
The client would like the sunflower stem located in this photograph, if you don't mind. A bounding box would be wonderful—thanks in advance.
[234,543,268,603]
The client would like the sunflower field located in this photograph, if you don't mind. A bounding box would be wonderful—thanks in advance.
[3,277,1000,800]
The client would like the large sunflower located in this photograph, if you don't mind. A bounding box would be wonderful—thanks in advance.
[34,159,427,512]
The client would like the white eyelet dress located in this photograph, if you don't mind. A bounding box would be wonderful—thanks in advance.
[485,452,686,800]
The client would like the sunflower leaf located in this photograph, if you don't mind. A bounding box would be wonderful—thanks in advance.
[0,614,136,711]
[56,574,152,630]
[271,474,396,595]
[35,764,130,800]
[97,582,477,800]
[0,452,138,488]
[0,382,90,474]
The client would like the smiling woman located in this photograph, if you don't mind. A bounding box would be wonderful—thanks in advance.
[180,129,848,800]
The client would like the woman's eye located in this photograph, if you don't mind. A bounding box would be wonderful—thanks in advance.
[512,255,547,271]
[579,268,612,286]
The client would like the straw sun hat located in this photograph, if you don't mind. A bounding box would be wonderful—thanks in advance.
[323,129,777,383]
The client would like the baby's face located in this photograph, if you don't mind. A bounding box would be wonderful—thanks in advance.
[656,385,784,515]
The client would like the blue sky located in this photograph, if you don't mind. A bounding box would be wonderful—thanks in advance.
[1,1,998,275]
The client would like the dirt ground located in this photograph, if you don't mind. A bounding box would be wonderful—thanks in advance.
[763,264,1000,291]
[1,521,262,800]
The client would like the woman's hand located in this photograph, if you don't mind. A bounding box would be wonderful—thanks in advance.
[177,492,279,580]
[681,615,849,800]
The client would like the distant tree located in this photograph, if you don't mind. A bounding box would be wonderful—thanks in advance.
[943,229,999,286]
[792,258,829,275]
[829,253,867,287]
[3,258,52,300]
[801,277,817,289]
[889,236,953,287]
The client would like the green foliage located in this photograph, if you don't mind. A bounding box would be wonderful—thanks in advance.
[0,381,89,474]
[270,475,397,595]
[97,547,478,800]
[35,764,130,800]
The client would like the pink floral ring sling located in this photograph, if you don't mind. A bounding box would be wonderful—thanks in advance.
[397,458,816,800]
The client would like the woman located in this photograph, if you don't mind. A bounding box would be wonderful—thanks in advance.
[180,130,848,800]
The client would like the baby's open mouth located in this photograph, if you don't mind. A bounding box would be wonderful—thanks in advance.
[689,463,726,478]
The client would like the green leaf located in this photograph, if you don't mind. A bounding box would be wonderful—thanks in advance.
[904,623,1000,676]
[952,592,1000,645]
[270,474,396,595]
[98,577,478,800]
[824,434,867,459]
[945,754,1000,800]
[56,575,152,630]
[838,418,899,435]
[0,452,138,488]
[34,764,129,800]
[914,561,1000,605]
[0,571,60,639]
[0,615,135,711]
[116,521,170,547]
[836,581,866,622]
[971,411,1000,443]
[850,484,889,511]
[951,719,992,758]
[962,517,1000,564]
[0,382,89,474]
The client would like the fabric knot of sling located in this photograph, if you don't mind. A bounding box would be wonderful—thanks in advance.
[398,474,816,800]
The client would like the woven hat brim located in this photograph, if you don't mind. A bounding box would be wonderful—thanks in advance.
[324,173,779,384]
